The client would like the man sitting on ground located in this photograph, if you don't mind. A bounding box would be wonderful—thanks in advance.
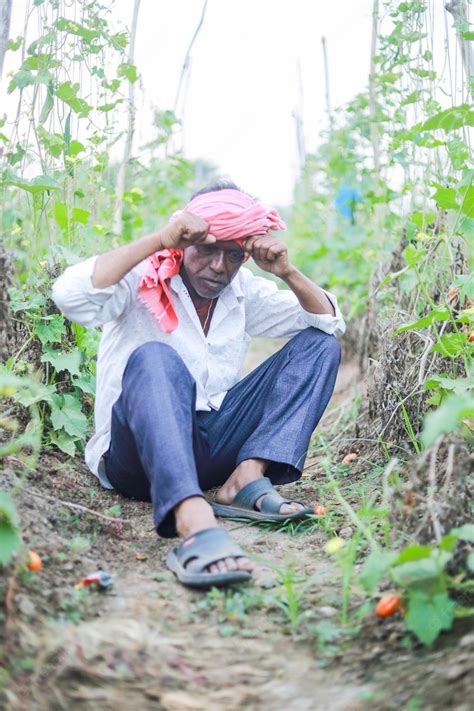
[52,182,345,588]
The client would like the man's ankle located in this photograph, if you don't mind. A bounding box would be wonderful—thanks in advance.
[174,496,218,539]
[217,459,269,502]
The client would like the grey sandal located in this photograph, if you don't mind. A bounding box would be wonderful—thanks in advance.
[212,477,313,522]
[166,527,252,588]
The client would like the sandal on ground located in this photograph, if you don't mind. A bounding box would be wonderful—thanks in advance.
[211,477,313,522]
[166,527,252,588]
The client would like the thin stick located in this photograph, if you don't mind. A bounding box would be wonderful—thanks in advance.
[24,490,132,525]
[321,36,333,130]
[113,0,141,239]
[0,0,12,80]
[369,0,381,177]
[427,436,443,542]
[173,0,208,114]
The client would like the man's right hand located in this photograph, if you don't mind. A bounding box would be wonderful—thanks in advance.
[91,212,216,289]
[160,211,217,250]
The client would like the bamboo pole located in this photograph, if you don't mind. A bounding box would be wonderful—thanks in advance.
[113,0,141,240]
[445,0,473,98]
[0,0,12,80]
[369,0,381,179]
[321,36,333,131]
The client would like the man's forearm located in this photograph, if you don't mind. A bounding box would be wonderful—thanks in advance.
[280,266,335,316]
[91,226,174,289]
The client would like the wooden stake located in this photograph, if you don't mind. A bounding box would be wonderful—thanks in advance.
[113,0,141,240]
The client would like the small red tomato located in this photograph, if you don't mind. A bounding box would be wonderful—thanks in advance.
[313,505,327,516]
[376,594,401,618]
[26,550,42,573]
[468,332,474,342]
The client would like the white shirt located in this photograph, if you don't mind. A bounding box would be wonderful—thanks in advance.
[52,256,345,488]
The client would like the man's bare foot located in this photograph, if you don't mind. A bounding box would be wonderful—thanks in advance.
[216,459,305,515]
[174,496,252,575]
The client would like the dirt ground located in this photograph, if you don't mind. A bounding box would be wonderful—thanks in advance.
[1,343,474,710]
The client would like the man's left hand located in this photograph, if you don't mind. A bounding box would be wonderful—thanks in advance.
[245,235,292,278]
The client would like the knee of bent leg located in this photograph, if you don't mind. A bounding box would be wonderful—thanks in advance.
[125,341,185,379]
[301,328,341,364]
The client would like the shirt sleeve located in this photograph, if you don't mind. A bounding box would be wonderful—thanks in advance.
[241,268,346,338]
[52,255,142,327]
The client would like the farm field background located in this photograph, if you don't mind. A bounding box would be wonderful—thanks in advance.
[0,1,473,709]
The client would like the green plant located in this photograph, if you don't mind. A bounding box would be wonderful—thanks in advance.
[0,492,21,567]
[360,524,474,645]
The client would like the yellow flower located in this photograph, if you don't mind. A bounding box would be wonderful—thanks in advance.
[324,537,345,555]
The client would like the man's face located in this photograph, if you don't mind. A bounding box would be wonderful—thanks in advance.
[181,240,246,298]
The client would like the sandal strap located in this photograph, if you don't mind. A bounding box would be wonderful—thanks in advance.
[176,528,246,574]
[232,477,275,510]
[233,477,305,515]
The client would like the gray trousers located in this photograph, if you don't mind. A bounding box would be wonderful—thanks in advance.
[104,328,341,536]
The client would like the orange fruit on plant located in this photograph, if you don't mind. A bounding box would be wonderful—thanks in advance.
[375,594,401,618]
[468,332,474,342]
[26,550,42,573]
[313,505,327,516]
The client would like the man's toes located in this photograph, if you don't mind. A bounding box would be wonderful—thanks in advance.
[216,560,229,574]
[224,557,238,571]
[280,502,305,515]
[208,563,220,574]
[237,556,253,571]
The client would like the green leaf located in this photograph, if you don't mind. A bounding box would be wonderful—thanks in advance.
[451,524,474,543]
[54,203,90,229]
[37,125,65,158]
[419,105,474,133]
[430,333,468,358]
[41,347,82,376]
[401,90,422,106]
[54,202,68,229]
[467,552,474,572]
[97,100,124,112]
[402,243,426,268]
[424,374,471,394]
[50,393,88,439]
[73,374,96,395]
[405,591,455,645]
[6,36,23,51]
[394,544,432,565]
[421,392,474,448]
[34,314,67,345]
[0,493,21,566]
[39,81,54,124]
[13,382,56,407]
[111,32,128,50]
[56,81,92,118]
[431,184,459,211]
[49,429,77,456]
[458,185,474,219]
[69,140,85,156]
[359,549,397,593]
[0,174,60,194]
[395,307,450,333]
[118,62,138,83]
[55,18,100,43]
[453,273,474,301]
[72,207,90,224]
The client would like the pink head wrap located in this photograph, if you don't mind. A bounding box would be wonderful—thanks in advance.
[138,189,286,332]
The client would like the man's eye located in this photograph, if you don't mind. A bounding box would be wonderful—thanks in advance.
[198,246,215,255]
[229,252,245,263]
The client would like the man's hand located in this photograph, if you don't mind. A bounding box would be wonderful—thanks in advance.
[160,211,216,250]
[245,235,291,278]
[91,212,215,289]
